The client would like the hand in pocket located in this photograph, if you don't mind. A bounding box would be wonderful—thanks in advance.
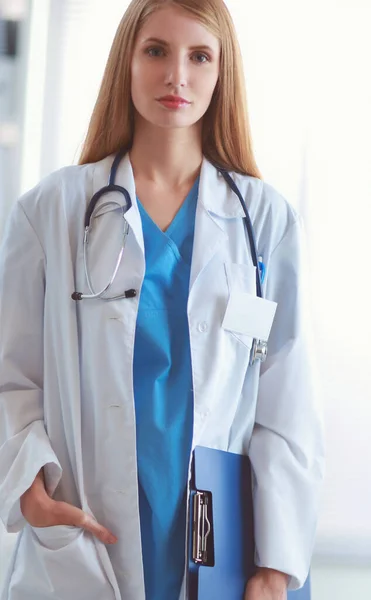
[20,468,118,545]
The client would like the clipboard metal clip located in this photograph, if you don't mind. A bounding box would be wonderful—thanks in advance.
[192,491,213,565]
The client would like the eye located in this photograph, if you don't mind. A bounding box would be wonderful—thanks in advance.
[192,52,211,64]
[146,46,165,58]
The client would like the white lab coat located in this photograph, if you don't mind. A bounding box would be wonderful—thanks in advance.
[0,153,324,600]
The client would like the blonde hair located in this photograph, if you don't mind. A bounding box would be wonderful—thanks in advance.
[79,0,262,178]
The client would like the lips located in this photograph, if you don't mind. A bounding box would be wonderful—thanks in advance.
[158,95,190,104]
[157,95,191,109]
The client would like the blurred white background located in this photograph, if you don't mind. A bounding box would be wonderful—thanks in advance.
[1,0,371,598]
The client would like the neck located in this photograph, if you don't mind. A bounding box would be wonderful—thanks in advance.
[129,116,203,189]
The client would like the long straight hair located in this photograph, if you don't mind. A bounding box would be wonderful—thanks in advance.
[79,0,262,178]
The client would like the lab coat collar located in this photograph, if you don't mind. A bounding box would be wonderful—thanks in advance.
[198,159,246,219]
[92,151,246,220]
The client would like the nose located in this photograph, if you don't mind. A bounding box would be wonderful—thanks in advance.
[164,54,188,88]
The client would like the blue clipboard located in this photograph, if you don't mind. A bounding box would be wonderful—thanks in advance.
[187,446,311,600]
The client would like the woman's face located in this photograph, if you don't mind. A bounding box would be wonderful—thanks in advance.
[131,5,221,131]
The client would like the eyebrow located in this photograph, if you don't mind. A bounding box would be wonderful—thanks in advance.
[141,37,215,53]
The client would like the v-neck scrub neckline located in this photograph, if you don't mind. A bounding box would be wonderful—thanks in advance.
[137,182,194,233]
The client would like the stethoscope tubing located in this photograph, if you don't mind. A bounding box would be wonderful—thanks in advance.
[72,150,268,363]
[217,169,263,299]
[74,152,262,301]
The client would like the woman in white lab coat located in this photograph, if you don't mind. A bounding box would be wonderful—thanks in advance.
[0,1,324,599]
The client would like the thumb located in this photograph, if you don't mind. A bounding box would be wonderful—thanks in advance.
[52,500,118,545]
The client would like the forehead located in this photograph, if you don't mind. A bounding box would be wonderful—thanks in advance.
[136,6,220,51]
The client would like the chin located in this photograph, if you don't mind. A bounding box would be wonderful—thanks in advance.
[142,112,199,130]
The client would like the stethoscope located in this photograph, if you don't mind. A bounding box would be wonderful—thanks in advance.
[72,148,268,364]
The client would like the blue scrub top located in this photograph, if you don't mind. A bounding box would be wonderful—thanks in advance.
[133,178,199,600]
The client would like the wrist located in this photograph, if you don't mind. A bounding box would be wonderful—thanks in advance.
[22,469,47,500]
[255,567,289,590]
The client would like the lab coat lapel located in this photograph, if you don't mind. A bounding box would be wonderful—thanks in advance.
[189,204,227,291]
[189,159,243,290]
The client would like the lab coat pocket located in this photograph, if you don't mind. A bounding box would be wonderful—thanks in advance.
[224,262,257,294]
[223,262,257,349]
[9,524,116,600]
[31,524,81,549]
[223,262,277,350]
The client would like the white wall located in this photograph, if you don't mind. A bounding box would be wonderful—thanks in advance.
[311,564,371,600]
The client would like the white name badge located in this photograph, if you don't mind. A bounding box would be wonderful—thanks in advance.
[222,291,278,341]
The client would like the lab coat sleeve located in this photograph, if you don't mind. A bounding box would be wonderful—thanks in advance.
[248,217,325,590]
[0,201,62,533]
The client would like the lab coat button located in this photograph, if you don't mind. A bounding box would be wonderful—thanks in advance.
[198,322,208,333]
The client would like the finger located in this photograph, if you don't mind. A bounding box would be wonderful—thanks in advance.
[80,513,118,545]
[52,501,118,544]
